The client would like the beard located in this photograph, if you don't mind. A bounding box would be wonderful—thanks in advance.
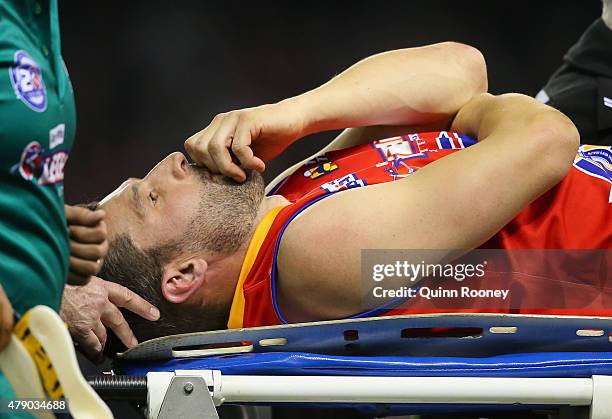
[184,165,266,254]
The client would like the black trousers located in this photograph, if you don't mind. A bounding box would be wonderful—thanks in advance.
[538,18,612,146]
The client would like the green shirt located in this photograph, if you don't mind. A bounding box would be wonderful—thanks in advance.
[0,0,76,314]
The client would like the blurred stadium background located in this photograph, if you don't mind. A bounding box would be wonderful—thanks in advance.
[61,0,601,204]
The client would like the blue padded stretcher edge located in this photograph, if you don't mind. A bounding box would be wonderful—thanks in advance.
[122,350,612,378]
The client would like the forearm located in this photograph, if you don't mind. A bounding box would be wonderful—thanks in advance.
[451,92,579,164]
[185,43,486,183]
[288,42,487,137]
[409,93,580,249]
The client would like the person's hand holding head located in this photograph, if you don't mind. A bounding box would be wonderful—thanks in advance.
[61,276,160,362]
[65,204,108,285]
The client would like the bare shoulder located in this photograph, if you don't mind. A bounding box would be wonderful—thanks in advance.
[275,189,373,322]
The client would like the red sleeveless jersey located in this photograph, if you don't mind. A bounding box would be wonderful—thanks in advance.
[226,132,612,329]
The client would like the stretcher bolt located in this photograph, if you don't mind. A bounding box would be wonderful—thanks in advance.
[183,382,194,394]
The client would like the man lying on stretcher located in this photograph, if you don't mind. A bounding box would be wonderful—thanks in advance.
[61,42,612,356]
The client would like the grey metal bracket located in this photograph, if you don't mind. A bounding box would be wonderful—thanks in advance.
[158,376,219,419]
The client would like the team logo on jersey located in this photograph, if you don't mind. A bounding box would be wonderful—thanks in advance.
[372,134,429,179]
[304,161,338,179]
[15,141,44,180]
[320,173,367,193]
[573,145,612,202]
[373,135,427,164]
[9,50,47,112]
[11,141,68,186]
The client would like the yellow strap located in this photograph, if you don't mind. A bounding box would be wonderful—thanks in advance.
[227,206,286,329]
[14,310,64,400]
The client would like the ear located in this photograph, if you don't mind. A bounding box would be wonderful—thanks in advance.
[161,258,208,304]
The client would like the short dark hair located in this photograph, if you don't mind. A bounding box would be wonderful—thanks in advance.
[99,234,229,353]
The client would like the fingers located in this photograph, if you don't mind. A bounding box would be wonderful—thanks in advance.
[69,255,102,278]
[185,116,222,174]
[67,209,107,285]
[101,304,138,348]
[62,278,139,362]
[70,239,108,262]
[0,285,14,351]
[70,238,108,261]
[69,222,107,244]
[233,121,266,173]
[208,116,247,182]
[91,319,108,350]
[76,329,105,363]
[65,205,105,227]
[185,131,220,174]
[105,281,160,321]
[186,112,261,182]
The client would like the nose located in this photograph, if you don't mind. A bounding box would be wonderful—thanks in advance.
[142,152,190,185]
[171,152,189,179]
[154,152,188,180]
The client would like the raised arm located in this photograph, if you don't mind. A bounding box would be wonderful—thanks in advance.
[293,42,487,136]
[185,42,487,182]
[275,93,579,322]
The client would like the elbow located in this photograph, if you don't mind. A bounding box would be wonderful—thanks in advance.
[526,109,580,181]
[438,41,488,95]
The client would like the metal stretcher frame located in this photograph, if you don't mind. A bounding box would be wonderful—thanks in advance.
[99,314,612,418]
[139,369,612,419]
